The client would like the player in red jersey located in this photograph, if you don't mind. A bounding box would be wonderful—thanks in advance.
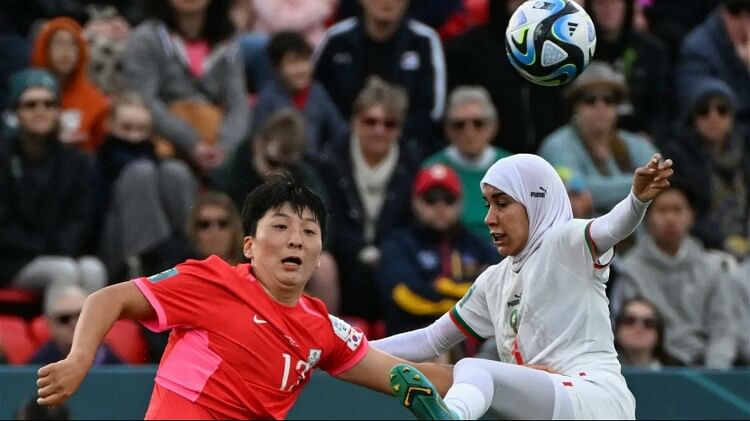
[36,172,453,419]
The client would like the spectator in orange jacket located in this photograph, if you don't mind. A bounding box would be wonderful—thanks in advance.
[31,17,109,152]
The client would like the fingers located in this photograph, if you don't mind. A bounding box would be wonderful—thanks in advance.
[37,392,67,407]
[37,376,53,388]
[38,383,60,399]
[647,153,662,169]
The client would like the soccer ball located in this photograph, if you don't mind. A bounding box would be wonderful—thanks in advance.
[505,0,596,86]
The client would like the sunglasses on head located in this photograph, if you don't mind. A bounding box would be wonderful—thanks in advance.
[620,314,658,329]
[421,188,458,205]
[18,99,58,110]
[448,117,489,131]
[578,92,620,106]
[361,116,400,130]
[695,101,731,117]
[725,0,750,15]
[197,218,230,230]
[52,311,80,325]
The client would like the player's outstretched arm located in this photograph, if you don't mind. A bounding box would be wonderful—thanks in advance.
[589,153,674,255]
[336,346,453,397]
[36,282,155,406]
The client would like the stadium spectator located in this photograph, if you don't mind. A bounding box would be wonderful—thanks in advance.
[120,0,249,174]
[35,172,452,419]
[444,0,566,154]
[211,108,340,313]
[188,191,245,265]
[376,164,498,337]
[613,184,737,369]
[30,17,109,152]
[82,5,132,95]
[659,78,750,257]
[538,61,657,215]
[423,86,510,240]
[676,0,750,136]
[252,31,347,158]
[314,0,446,160]
[251,0,338,48]
[614,297,679,369]
[95,92,197,281]
[15,397,70,420]
[28,284,122,365]
[316,77,418,321]
[0,69,106,292]
[585,0,672,136]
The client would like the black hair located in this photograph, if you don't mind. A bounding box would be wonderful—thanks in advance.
[241,171,327,240]
[145,0,235,47]
[266,31,313,68]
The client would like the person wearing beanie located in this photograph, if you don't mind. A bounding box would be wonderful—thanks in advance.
[659,77,750,257]
[376,164,498,337]
[539,61,658,216]
[0,68,107,292]
[31,17,109,152]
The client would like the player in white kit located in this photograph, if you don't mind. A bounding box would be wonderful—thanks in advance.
[372,153,674,420]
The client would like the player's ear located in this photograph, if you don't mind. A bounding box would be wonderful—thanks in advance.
[243,236,254,260]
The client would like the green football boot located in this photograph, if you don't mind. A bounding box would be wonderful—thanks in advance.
[390,363,459,420]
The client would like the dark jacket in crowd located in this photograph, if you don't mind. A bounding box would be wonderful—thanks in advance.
[376,224,498,335]
[315,137,418,320]
[586,0,672,137]
[314,16,446,155]
[0,135,93,283]
[443,0,565,154]
[677,10,750,136]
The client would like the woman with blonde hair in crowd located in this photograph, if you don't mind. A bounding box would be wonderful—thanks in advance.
[188,191,245,265]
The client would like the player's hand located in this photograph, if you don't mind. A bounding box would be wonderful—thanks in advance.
[632,153,674,202]
[36,355,91,406]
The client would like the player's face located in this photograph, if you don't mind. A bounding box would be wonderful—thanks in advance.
[646,189,694,251]
[243,203,322,291]
[482,184,529,257]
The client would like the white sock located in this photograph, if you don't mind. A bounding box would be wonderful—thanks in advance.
[444,383,489,420]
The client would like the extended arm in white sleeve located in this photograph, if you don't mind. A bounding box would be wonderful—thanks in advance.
[369,313,466,362]
[589,189,651,254]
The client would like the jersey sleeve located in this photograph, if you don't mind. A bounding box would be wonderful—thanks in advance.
[131,257,230,332]
[319,315,370,376]
[556,219,615,278]
[449,266,495,341]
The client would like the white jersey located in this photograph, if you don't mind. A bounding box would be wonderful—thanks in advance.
[451,219,635,419]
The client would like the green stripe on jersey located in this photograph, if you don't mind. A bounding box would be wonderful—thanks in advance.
[450,307,485,342]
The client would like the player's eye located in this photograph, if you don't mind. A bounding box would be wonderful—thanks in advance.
[273,224,287,230]
[483,200,490,209]
[304,229,317,236]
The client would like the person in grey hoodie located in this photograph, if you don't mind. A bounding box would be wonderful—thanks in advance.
[612,182,737,368]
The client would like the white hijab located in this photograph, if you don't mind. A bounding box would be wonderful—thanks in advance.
[481,154,573,272]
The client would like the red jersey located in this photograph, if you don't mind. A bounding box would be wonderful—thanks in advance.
[132,256,368,419]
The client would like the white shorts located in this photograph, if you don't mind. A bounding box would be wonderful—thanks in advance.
[548,373,636,420]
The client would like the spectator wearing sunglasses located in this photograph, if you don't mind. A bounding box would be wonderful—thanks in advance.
[376,164,498,338]
[188,191,245,265]
[612,182,737,369]
[28,284,122,365]
[614,297,679,370]
[316,76,419,321]
[0,69,107,293]
[423,86,510,240]
[660,78,750,257]
[677,0,750,137]
[539,61,657,216]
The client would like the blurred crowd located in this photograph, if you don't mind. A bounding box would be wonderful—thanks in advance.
[0,0,749,378]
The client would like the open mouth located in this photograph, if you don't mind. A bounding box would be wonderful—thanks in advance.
[281,256,302,266]
[491,233,506,244]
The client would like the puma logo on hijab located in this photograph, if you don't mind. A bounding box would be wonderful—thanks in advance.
[530,186,547,198]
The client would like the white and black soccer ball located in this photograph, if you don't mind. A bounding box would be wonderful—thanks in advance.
[505,0,596,86]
